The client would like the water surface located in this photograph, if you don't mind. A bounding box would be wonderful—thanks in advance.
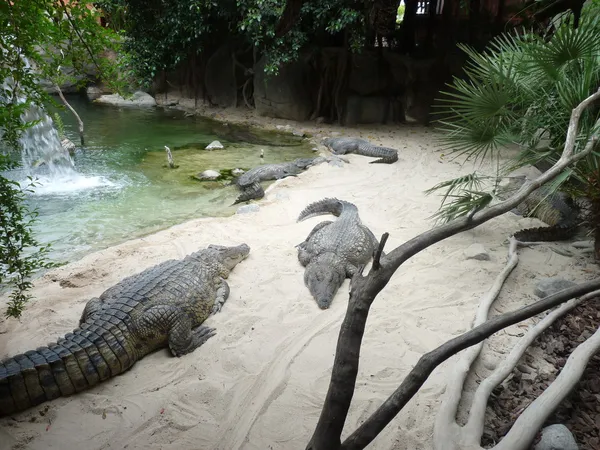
[20,96,314,263]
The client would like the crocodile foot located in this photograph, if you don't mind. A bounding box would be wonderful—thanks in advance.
[172,325,216,357]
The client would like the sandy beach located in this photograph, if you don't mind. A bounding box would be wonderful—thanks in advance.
[1,108,594,450]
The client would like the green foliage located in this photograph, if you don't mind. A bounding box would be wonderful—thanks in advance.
[430,2,600,223]
[1,1,122,317]
[52,112,65,139]
[0,158,58,318]
[97,0,368,80]
[96,0,234,87]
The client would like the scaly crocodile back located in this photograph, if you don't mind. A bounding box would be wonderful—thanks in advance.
[323,137,398,164]
[297,198,358,222]
[0,244,249,417]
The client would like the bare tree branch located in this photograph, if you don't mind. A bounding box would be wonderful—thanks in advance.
[372,233,389,271]
[341,278,600,450]
[54,84,84,145]
[494,313,600,450]
[306,88,600,450]
[465,289,600,448]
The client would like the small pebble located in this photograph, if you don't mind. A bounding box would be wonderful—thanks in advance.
[533,424,578,450]
[534,278,577,298]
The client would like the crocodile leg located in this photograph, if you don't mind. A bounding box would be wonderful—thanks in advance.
[79,297,103,325]
[136,305,216,357]
[211,279,230,315]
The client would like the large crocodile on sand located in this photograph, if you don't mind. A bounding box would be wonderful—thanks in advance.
[322,137,399,164]
[233,157,326,204]
[0,243,250,417]
[499,176,580,242]
[296,198,380,309]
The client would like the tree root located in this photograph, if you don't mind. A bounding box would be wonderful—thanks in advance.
[434,237,520,449]
[433,237,600,450]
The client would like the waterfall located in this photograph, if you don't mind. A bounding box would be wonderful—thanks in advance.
[18,101,77,177]
[1,58,115,195]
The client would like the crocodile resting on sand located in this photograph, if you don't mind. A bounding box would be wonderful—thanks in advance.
[322,137,399,164]
[233,157,326,204]
[0,243,250,417]
[296,198,380,309]
[500,176,580,242]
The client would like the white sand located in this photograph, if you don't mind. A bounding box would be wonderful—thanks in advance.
[0,117,593,450]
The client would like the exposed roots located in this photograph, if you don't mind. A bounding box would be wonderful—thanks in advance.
[433,236,600,450]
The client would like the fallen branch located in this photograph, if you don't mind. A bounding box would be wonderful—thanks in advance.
[54,84,84,146]
[306,88,600,450]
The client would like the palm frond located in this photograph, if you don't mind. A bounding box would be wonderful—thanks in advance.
[428,190,494,225]
[424,172,491,205]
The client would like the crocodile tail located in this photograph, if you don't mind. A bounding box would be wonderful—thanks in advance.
[1,325,134,417]
[233,182,264,205]
[358,144,398,164]
[514,225,576,243]
[297,198,357,222]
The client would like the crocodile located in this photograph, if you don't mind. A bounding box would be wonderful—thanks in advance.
[499,176,580,242]
[322,137,399,164]
[233,157,326,204]
[0,243,250,417]
[296,198,380,309]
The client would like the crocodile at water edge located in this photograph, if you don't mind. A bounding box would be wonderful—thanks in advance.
[0,243,250,417]
[296,198,380,309]
[322,137,399,164]
[499,176,580,242]
[233,157,327,204]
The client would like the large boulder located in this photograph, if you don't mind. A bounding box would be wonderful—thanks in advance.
[205,44,238,107]
[348,52,391,96]
[253,56,313,122]
[94,91,157,107]
[343,95,404,126]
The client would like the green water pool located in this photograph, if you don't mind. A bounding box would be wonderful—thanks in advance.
[23,96,315,263]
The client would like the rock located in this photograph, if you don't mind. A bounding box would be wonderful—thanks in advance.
[94,91,157,108]
[86,85,111,100]
[275,192,290,200]
[464,243,490,261]
[254,55,313,121]
[348,52,391,96]
[344,94,404,126]
[196,170,221,181]
[534,278,577,298]
[533,424,578,450]
[292,130,305,137]
[61,138,76,153]
[236,204,260,214]
[232,168,245,176]
[205,140,224,150]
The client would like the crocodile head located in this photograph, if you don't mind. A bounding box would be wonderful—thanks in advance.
[293,158,318,170]
[304,256,346,309]
[207,243,250,270]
